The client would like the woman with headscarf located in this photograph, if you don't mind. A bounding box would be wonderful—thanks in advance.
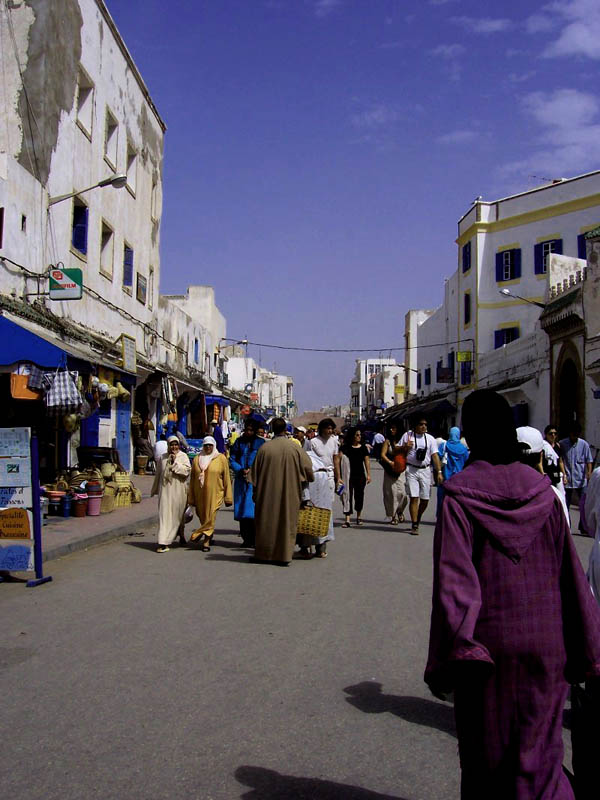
[150,435,191,553]
[425,389,600,799]
[188,436,233,552]
[436,426,469,516]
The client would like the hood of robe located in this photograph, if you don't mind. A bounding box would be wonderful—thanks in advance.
[443,460,557,563]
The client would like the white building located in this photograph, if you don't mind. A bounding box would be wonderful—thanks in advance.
[0,0,167,473]
[349,358,399,423]
[395,171,600,432]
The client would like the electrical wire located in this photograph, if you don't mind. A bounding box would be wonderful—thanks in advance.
[223,338,476,353]
[0,255,186,355]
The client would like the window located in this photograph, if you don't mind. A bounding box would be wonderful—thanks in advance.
[194,338,199,363]
[447,351,455,374]
[534,239,562,274]
[123,244,134,289]
[76,68,94,137]
[578,233,588,260]
[151,176,159,220]
[462,240,471,273]
[126,143,137,195]
[136,273,147,304]
[71,200,88,256]
[494,327,520,349]
[424,367,431,386]
[104,109,118,168]
[148,266,154,310]
[460,360,472,385]
[464,292,471,325]
[0,207,4,248]
[417,371,422,390]
[495,248,521,282]
[21,214,26,232]
[100,221,114,279]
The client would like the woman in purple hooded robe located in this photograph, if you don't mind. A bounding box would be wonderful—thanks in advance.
[425,390,600,800]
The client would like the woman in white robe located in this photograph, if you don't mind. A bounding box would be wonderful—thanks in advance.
[151,435,191,553]
[307,450,335,557]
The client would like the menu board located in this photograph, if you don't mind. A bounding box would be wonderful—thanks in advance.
[0,428,33,571]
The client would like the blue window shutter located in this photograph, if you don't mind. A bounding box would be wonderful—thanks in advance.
[578,233,587,259]
[72,205,88,254]
[447,351,455,373]
[123,246,133,286]
[512,327,520,341]
[534,243,544,274]
[417,372,421,390]
[553,238,563,255]
[495,253,503,282]
[494,330,504,349]
[512,248,521,279]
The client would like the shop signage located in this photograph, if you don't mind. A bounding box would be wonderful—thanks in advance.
[394,385,405,394]
[457,351,472,362]
[49,267,83,300]
[119,334,137,374]
[0,428,51,586]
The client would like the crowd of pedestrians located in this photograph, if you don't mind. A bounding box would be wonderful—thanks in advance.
[149,396,600,797]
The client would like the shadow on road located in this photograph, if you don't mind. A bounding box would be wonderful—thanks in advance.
[343,681,455,737]
[234,765,407,799]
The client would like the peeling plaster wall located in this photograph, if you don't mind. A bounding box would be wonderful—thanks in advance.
[0,0,166,365]
[16,0,83,186]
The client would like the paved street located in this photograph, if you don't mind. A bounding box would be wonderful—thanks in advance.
[2,464,593,800]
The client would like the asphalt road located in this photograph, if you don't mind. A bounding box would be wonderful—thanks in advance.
[1,463,593,800]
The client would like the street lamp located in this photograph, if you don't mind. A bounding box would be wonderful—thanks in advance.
[48,174,128,206]
[498,288,546,309]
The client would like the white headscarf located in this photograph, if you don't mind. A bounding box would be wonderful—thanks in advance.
[197,436,219,487]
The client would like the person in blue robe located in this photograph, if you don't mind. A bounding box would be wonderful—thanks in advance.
[229,419,264,546]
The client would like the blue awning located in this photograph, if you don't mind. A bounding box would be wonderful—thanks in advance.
[204,394,230,407]
[0,314,67,367]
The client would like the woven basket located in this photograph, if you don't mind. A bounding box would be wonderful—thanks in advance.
[100,493,116,513]
[114,471,131,487]
[297,506,331,538]
[114,488,132,508]
[131,487,142,503]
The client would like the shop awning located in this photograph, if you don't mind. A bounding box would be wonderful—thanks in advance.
[0,312,136,375]
[204,394,230,407]
[384,397,455,422]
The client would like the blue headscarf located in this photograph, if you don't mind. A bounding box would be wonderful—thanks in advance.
[440,427,469,479]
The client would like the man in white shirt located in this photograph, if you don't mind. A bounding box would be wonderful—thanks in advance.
[306,418,340,556]
[399,417,441,534]
[372,428,386,460]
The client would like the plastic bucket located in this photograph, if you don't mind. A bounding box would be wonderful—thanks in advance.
[86,480,103,495]
[49,500,61,516]
[87,493,103,516]
[73,497,88,517]
[60,494,72,518]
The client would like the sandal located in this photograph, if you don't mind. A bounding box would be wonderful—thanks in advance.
[201,545,211,552]
[156,546,170,553]
[398,515,405,523]
[342,521,350,528]
[411,523,419,535]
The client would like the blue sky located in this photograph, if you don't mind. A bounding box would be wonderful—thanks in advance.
[107,0,600,411]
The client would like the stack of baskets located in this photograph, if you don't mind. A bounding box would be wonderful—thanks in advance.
[100,471,142,512]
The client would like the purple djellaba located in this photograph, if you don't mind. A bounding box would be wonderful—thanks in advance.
[425,390,600,800]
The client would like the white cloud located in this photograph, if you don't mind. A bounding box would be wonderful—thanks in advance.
[507,70,537,83]
[452,16,512,34]
[429,43,464,81]
[351,103,399,130]
[313,0,342,18]
[502,89,600,178]
[437,129,477,145]
[526,1,600,60]
[430,43,465,58]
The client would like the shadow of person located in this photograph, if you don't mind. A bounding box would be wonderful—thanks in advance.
[234,766,407,799]
[343,682,455,737]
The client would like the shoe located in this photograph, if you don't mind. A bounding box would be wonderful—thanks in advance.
[297,548,312,559]
[342,521,350,528]
[398,515,405,523]
[356,520,363,527]
[315,551,328,558]
[190,529,204,542]
[411,524,419,535]
[156,546,170,553]
[390,517,398,526]
[201,544,211,552]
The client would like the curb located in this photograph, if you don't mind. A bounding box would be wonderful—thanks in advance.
[42,514,158,563]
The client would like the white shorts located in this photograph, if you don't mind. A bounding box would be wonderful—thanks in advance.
[406,464,432,500]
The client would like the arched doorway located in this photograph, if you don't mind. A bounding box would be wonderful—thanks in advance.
[554,343,584,437]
